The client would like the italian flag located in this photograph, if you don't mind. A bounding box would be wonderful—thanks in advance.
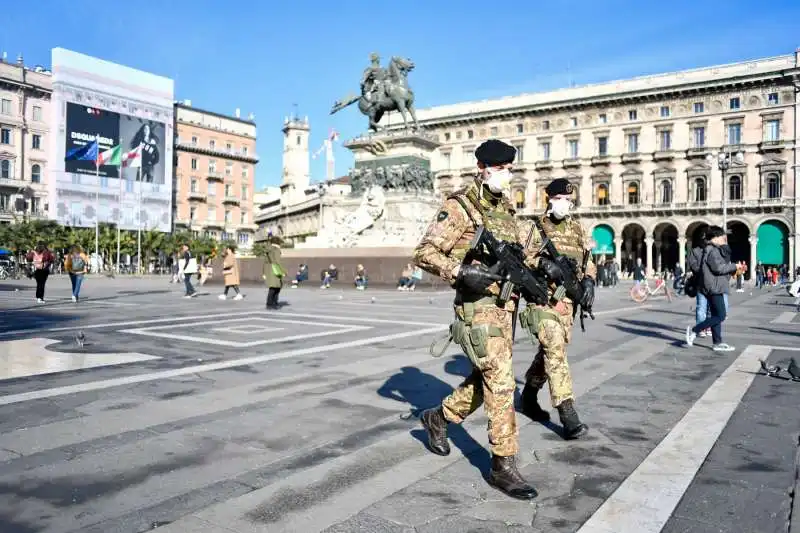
[97,144,142,167]
[97,145,122,166]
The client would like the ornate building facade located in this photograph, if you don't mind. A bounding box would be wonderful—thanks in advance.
[403,50,800,278]
[173,102,259,250]
[0,55,51,224]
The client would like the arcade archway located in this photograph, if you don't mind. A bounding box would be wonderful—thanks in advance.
[686,221,710,248]
[757,220,789,267]
[726,221,751,273]
[621,223,646,273]
[591,224,615,261]
[653,222,679,273]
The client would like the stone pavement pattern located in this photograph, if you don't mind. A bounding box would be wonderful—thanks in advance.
[0,275,797,533]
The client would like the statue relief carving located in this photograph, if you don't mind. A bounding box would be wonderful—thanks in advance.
[347,163,433,195]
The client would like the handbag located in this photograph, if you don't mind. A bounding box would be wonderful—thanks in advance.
[271,263,286,277]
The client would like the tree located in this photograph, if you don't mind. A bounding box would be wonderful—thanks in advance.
[251,241,269,258]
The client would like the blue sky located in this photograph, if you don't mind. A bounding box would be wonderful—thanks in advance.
[4,0,800,189]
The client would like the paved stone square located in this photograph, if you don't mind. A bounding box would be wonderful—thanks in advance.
[0,275,797,533]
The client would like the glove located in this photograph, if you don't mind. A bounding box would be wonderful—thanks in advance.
[457,264,502,294]
[538,257,564,282]
[579,277,595,309]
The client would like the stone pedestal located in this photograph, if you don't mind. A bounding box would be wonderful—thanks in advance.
[297,131,442,249]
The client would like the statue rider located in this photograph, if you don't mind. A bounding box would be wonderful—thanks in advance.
[361,53,387,105]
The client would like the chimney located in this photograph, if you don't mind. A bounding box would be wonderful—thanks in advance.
[235,108,241,118]
[1,52,6,62]
[17,53,23,66]
[184,99,192,106]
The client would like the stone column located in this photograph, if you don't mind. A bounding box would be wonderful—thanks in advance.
[749,235,758,281]
[614,238,622,267]
[678,237,687,271]
[789,235,796,275]
[645,237,654,276]
[654,240,662,273]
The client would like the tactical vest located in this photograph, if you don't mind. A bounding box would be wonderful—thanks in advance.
[448,180,519,265]
[537,215,587,277]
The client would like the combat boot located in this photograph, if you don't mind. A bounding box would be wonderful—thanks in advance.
[520,384,550,422]
[420,407,450,456]
[557,399,589,440]
[487,455,538,500]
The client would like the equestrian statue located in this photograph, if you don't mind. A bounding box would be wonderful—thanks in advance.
[331,53,420,133]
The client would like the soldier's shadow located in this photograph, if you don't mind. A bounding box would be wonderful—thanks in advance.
[376,358,491,477]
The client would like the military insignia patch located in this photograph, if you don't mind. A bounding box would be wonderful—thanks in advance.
[437,211,448,222]
[565,183,574,194]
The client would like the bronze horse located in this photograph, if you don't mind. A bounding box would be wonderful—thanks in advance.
[331,56,419,133]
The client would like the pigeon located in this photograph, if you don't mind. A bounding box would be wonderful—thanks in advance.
[74,331,86,348]
[788,357,800,382]
[371,297,376,303]
[337,295,343,300]
[759,359,781,377]
[429,297,434,304]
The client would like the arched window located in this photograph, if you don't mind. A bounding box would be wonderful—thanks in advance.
[728,175,742,200]
[694,177,706,202]
[660,180,672,204]
[627,182,639,204]
[0,160,9,179]
[514,189,525,209]
[597,183,609,206]
[767,173,781,199]
[31,164,41,183]
[539,188,548,209]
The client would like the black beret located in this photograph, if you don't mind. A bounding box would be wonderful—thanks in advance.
[545,178,575,197]
[474,139,516,166]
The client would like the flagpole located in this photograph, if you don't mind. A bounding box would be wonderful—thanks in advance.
[94,135,100,267]
[136,167,142,275]
[116,138,123,272]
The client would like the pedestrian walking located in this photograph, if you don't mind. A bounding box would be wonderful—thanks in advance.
[685,225,737,352]
[263,237,285,309]
[64,245,89,302]
[179,244,198,298]
[26,242,55,303]
[219,245,243,300]
[413,139,537,500]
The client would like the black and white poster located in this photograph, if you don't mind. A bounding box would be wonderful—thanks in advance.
[119,115,166,184]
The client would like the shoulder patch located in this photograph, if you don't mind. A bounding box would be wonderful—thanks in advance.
[437,211,449,222]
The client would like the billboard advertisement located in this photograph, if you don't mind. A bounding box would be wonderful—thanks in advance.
[49,48,174,232]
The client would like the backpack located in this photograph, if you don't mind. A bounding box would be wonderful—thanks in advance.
[71,254,85,273]
[685,248,707,298]
[32,251,45,270]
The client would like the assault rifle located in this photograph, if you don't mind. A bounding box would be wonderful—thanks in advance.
[531,219,596,331]
[469,226,550,308]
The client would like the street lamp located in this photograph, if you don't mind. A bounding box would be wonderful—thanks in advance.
[706,150,744,231]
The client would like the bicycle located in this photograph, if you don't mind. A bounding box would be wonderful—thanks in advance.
[630,278,674,303]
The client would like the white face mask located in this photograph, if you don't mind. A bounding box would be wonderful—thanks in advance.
[549,198,572,219]
[484,168,511,193]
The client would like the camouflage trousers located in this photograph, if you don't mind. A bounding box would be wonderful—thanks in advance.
[524,301,575,408]
[442,304,518,457]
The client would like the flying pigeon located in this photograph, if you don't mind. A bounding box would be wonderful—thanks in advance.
[74,331,86,348]
[788,357,800,382]
[759,359,781,377]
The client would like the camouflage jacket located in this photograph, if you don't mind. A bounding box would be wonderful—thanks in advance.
[518,214,597,298]
[412,179,519,294]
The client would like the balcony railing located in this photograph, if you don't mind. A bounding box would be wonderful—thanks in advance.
[562,158,580,168]
[621,153,642,163]
[758,140,786,152]
[653,150,676,161]
[534,160,553,170]
[686,147,711,158]
[223,196,241,205]
[590,155,611,166]
[188,191,207,202]
[207,171,224,181]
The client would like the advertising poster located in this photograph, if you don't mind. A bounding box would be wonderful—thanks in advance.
[49,47,175,233]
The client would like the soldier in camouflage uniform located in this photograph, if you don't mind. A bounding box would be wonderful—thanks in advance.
[517,178,596,440]
[413,139,538,500]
